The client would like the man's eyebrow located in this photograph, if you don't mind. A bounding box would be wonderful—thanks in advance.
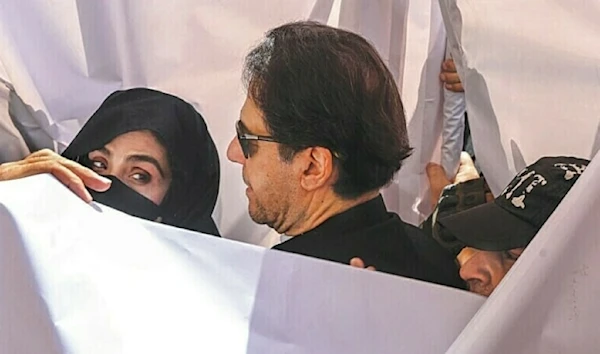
[126,154,166,178]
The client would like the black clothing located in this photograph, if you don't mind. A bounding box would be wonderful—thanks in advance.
[273,195,465,289]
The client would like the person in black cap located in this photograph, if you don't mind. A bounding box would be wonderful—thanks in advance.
[0,88,221,236]
[435,156,589,296]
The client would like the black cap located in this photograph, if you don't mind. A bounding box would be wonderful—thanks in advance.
[437,156,589,251]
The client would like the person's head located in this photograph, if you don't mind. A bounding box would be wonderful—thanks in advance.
[437,156,589,296]
[226,21,411,234]
[455,247,525,297]
[63,88,221,236]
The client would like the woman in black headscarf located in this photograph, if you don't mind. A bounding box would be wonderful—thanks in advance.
[61,88,220,236]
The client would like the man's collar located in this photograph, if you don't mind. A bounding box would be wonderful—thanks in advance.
[279,194,388,245]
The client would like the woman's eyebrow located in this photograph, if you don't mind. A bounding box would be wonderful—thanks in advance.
[126,154,167,178]
[97,147,111,155]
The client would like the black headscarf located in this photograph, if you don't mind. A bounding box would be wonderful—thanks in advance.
[62,88,221,236]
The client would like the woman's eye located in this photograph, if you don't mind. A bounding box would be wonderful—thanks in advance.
[91,160,106,170]
[132,173,151,183]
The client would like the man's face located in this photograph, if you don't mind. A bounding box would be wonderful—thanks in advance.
[227,97,300,232]
[457,247,525,297]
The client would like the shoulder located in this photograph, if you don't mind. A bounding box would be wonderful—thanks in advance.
[401,220,466,289]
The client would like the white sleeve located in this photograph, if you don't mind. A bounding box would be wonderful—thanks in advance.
[440,49,466,180]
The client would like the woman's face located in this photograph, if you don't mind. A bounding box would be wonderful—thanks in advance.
[87,130,172,204]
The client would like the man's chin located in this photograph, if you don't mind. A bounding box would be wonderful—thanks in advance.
[248,205,275,229]
[247,203,264,223]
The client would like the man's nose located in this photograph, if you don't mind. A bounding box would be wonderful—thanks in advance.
[458,250,492,289]
[227,136,245,165]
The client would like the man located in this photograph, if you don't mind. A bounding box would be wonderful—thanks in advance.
[435,156,589,296]
[225,21,462,287]
[0,21,463,288]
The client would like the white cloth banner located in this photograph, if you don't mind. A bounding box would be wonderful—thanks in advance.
[437,3,600,351]
[0,175,483,354]
[448,151,600,354]
[438,0,600,195]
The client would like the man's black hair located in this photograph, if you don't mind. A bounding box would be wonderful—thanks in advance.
[243,21,412,199]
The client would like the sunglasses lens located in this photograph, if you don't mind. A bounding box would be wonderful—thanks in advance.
[236,121,249,159]
[240,138,250,159]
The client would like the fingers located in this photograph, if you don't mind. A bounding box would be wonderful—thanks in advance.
[61,159,111,192]
[0,150,112,202]
[26,150,111,192]
[439,73,464,92]
[48,163,94,202]
[440,59,464,92]
[441,59,457,72]
[349,257,376,271]
[0,160,92,202]
[350,257,366,268]
[444,82,464,93]
[440,72,462,85]
[426,163,448,181]
[426,162,452,188]
[426,163,452,207]
[24,148,56,160]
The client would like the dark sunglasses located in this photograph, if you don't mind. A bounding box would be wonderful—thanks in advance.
[235,120,281,159]
[235,120,345,160]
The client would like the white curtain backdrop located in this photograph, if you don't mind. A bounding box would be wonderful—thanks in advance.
[0,0,452,244]
[439,0,600,194]
[1,1,600,352]
[332,0,450,226]
[439,1,600,352]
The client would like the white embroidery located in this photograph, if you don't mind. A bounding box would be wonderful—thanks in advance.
[554,163,587,181]
[525,174,548,193]
[511,194,526,209]
[502,161,586,210]
[510,174,547,209]
[504,170,535,199]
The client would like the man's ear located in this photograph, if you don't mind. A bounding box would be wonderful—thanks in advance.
[298,147,336,192]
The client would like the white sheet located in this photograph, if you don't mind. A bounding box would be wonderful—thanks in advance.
[448,151,600,353]
[0,174,483,353]
[439,0,600,195]
[436,3,600,351]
